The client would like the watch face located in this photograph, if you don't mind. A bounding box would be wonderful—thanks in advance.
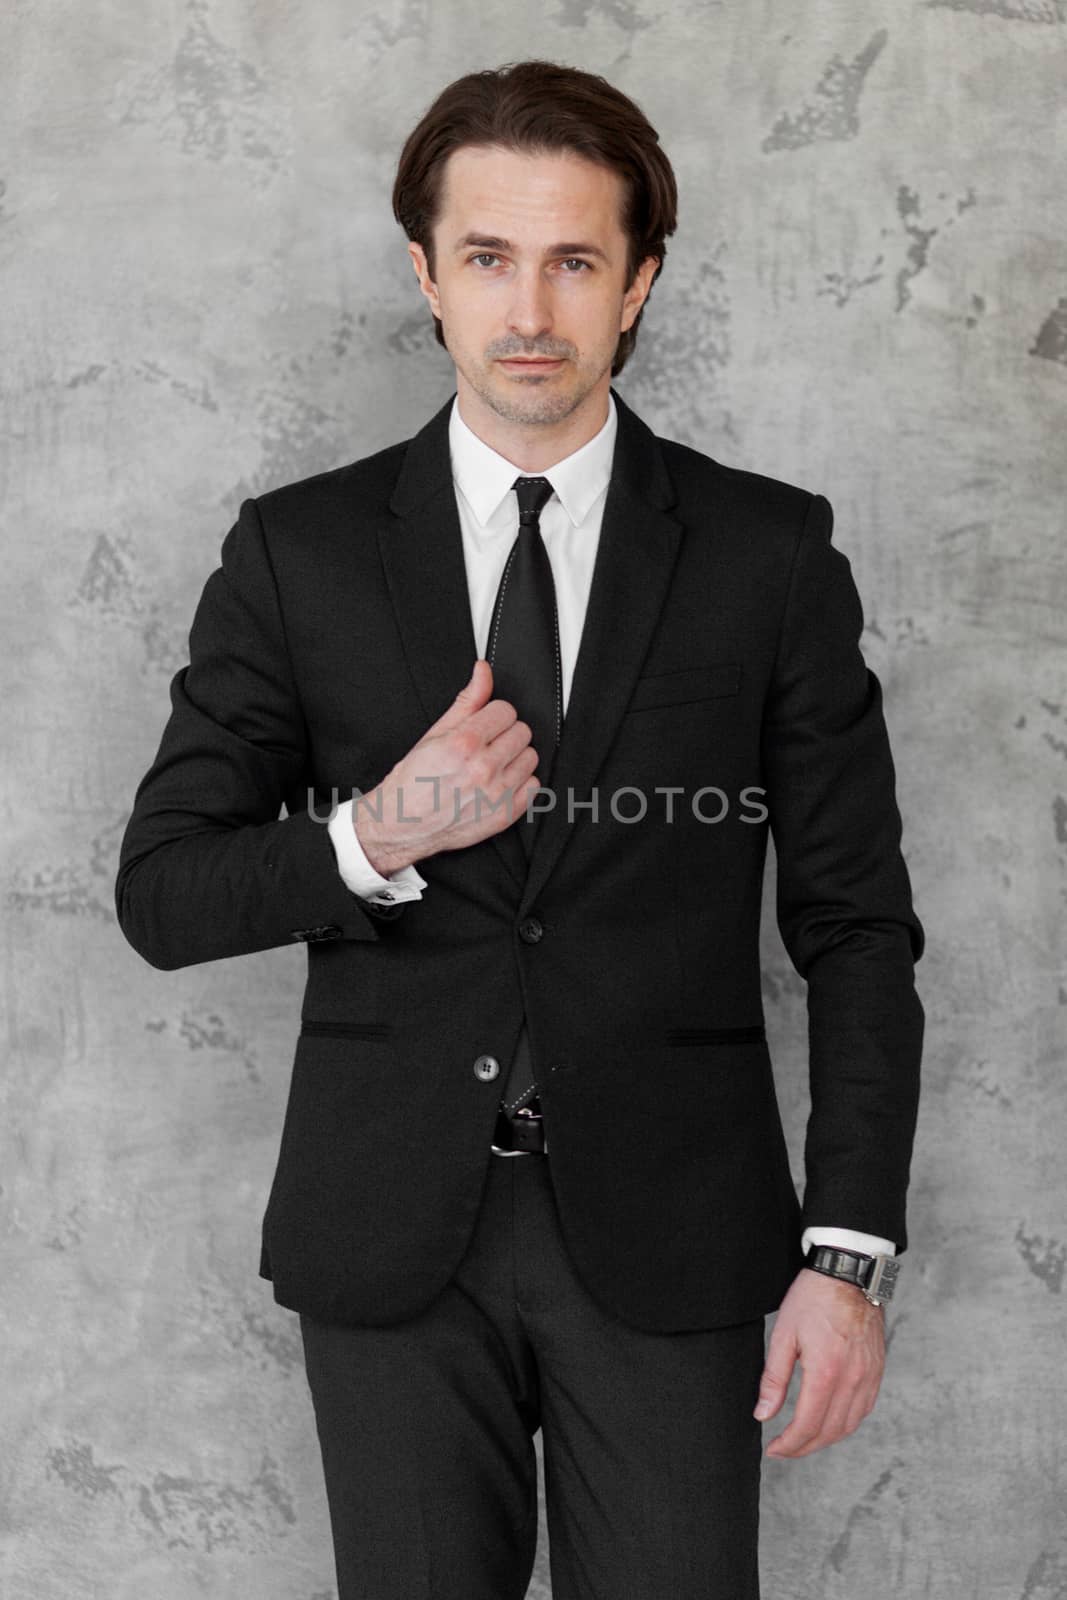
[867,1255,900,1301]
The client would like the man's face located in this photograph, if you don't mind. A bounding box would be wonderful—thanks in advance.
[408,144,658,431]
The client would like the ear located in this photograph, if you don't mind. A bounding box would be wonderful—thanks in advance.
[408,241,442,318]
[620,254,660,333]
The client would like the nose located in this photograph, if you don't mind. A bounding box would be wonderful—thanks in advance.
[505,265,555,344]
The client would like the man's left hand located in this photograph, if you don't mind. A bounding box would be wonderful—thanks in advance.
[753,1267,886,1458]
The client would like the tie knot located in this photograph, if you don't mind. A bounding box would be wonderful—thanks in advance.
[512,475,554,525]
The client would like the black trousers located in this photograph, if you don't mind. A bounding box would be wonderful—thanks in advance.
[299,1145,766,1599]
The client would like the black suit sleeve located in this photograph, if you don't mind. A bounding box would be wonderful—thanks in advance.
[115,496,405,971]
[761,492,925,1254]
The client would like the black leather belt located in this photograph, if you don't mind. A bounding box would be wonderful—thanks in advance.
[491,1098,547,1155]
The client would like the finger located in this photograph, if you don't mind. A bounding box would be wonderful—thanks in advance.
[486,755,541,828]
[796,1375,860,1456]
[770,1357,872,1458]
[754,1331,797,1421]
[765,1363,836,1456]
[488,715,535,765]
[423,659,494,737]
[498,743,540,791]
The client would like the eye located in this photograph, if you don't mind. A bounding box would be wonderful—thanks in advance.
[467,254,592,272]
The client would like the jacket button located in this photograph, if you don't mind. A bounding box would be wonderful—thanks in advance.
[519,916,544,944]
[473,1054,500,1081]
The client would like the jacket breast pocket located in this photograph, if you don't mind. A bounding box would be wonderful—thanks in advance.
[625,661,741,713]
[299,1019,395,1040]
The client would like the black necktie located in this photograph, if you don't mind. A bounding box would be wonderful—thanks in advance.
[486,475,563,856]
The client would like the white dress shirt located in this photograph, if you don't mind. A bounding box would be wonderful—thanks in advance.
[326,392,896,1264]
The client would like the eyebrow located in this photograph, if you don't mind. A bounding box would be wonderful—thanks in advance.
[452,232,610,263]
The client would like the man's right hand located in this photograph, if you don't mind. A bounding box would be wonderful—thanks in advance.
[353,659,543,875]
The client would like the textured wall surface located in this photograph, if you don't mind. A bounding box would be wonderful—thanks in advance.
[3,4,1065,1597]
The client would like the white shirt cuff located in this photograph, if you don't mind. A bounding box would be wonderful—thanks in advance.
[802,1226,897,1258]
[326,798,427,904]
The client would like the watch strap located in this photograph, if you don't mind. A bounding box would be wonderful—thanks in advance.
[804,1244,900,1305]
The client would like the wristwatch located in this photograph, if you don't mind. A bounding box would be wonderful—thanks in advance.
[803,1244,900,1306]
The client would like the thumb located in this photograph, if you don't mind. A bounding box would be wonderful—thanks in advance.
[754,1343,794,1420]
[425,658,493,736]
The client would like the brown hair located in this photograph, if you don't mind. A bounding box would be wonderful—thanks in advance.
[391,59,678,376]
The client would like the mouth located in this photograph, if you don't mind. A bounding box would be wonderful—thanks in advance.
[499,358,564,372]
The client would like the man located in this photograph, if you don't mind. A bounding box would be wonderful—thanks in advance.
[116,59,924,1600]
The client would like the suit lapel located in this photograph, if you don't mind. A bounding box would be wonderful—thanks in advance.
[379,387,685,902]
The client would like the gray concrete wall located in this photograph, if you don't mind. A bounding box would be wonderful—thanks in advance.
[3,5,1064,1597]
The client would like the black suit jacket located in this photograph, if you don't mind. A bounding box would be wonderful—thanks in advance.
[115,386,925,1333]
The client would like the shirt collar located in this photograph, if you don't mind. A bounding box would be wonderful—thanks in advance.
[448,389,617,529]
